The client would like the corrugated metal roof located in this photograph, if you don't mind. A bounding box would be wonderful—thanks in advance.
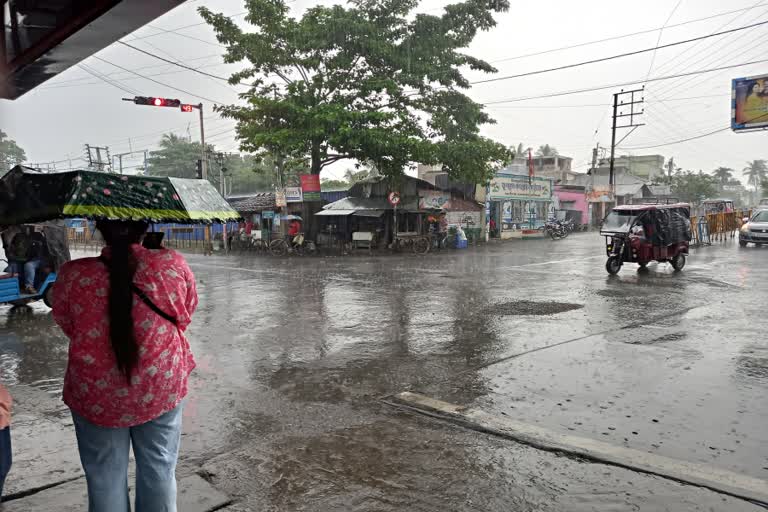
[226,193,276,212]
[316,209,355,216]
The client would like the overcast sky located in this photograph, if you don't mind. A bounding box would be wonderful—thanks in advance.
[1,0,767,181]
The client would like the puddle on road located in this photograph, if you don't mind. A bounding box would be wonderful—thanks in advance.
[488,300,583,316]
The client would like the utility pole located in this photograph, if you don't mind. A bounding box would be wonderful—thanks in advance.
[609,87,645,201]
[84,144,113,172]
[591,143,600,173]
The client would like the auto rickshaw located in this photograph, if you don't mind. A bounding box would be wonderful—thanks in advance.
[0,221,71,307]
[600,203,692,275]
[703,199,734,214]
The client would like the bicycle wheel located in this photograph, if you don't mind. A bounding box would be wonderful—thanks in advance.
[269,239,288,256]
[413,236,430,254]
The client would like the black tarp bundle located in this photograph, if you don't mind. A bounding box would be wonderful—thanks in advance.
[647,206,691,246]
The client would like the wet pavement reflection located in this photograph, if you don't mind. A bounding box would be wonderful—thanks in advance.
[1,237,766,510]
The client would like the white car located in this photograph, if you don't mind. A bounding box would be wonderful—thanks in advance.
[740,209,768,247]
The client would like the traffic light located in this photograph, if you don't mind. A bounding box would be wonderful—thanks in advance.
[131,96,181,108]
[196,159,203,179]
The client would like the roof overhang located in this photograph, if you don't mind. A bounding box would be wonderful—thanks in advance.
[2,0,186,99]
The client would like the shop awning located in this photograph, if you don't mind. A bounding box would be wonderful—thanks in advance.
[353,210,386,217]
[315,209,355,216]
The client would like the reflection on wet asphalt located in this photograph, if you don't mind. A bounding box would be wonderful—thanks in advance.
[1,237,766,510]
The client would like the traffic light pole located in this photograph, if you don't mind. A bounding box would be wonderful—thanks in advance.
[196,103,214,255]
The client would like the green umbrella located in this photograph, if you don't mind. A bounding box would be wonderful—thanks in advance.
[0,166,240,225]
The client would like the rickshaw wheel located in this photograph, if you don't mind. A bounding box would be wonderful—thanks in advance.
[413,237,430,254]
[605,256,622,275]
[671,254,686,272]
[43,286,54,308]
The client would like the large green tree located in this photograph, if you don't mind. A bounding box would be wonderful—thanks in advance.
[199,0,511,184]
[0,130,27,175]
[145,133,288,195]
[743,159,767,191]
[671,170,718,205]
[145,133,206,179]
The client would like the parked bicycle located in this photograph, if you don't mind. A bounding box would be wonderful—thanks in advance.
[269,233,317,256]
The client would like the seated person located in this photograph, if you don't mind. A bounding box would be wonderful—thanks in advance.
[7,230,30,282]
[23,230,48,294]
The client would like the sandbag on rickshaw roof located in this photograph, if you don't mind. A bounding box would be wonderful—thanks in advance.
[0,166,240,225]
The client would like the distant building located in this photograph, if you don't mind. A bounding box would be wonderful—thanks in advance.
[592,154,665,181]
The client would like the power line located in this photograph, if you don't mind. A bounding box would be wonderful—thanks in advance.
[488,2,768,65]
[470,19,768,86]
[77,63,143,96]
[117,41,252,87]
[619,126,731,150]
[644,0,684,81]
[90,55,231,104]
[479,57,768,105]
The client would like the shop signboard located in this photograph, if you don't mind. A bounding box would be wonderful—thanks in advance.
[489,175,552,200]
[300,174,322,201]
[418,190,451,209]
[285,186,303,202]
[263,210,275,219]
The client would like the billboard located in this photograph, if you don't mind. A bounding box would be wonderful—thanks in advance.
[300,174,321,201]
[732,74,768,131]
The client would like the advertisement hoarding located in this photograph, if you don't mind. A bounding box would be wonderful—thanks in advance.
[300,174,321,201]
[731,73,768,131]
[418,190,450,210]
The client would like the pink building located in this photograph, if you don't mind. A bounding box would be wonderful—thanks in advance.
[555,185,588,226]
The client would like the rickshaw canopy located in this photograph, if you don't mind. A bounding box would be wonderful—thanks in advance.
[0,166,240,225]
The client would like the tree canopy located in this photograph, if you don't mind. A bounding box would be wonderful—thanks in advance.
[0,130,27,175]
[743,160,767,190]
[144,132,292,195]
[199,0,511,184]
[712,166,735,185]
[670,170,718,205]
[535,144,558,157]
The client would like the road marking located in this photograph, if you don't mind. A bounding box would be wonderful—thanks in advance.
[387,392,768,507]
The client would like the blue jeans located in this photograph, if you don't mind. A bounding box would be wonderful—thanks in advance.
[0,426,11,501]
[71,403,183,512]
[7,260,38,288]
[23,259,39,288]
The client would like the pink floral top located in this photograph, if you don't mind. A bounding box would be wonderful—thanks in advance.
[52,245,198,428]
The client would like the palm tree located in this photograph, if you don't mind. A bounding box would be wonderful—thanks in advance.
[743,160,768,191]
[535,144,558,157]
[712,167,735,185]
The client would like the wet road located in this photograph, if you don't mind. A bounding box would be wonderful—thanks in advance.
[1,234,766,511]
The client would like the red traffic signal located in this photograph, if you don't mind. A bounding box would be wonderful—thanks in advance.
[131,96,181,108]
[180,104,195,113]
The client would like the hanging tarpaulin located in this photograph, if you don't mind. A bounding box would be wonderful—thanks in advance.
[0,166,240,225]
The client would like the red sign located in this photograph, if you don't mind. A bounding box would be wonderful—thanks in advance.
[528,147,534,184]
[300,174,321,201]
[388,191,401,206]
[180,104,195,112]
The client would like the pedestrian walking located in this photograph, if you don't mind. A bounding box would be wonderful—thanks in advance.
[52,220,198,512]
[0,381,11,502]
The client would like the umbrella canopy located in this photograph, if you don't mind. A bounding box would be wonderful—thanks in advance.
[0,166,240,225]
[282,215,303,221]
